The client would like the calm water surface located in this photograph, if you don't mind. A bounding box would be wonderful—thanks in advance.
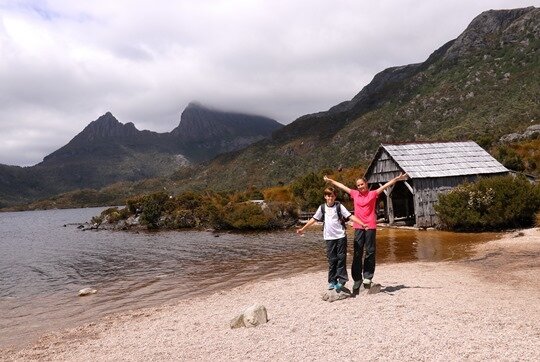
[0,208,499,349]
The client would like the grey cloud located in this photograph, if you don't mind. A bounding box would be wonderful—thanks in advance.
[1,0,538,166]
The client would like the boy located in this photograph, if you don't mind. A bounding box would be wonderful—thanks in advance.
[296,187,365,291]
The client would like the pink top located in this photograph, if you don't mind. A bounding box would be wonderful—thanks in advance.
[349,189,378,229]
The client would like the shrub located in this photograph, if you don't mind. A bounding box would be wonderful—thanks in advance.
[138,192,170,229]
[290,171,327,210]
[173,191,202,210]
[435,175,540,231]
[100,207,127,223]
[266,201,299,228]
[162,209,198,229]
[91,215,103,225]
[126,195,144,215]
[221,202,273,230]
[496,147,525,172]
[263,186,294,202]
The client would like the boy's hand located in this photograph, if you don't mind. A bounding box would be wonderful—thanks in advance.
[296,228,304,235]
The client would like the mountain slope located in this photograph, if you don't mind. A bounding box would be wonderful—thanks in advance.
[182,7,539,191]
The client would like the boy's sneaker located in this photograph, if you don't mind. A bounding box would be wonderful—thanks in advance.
[328,282,336,290]
[335,281,345,291]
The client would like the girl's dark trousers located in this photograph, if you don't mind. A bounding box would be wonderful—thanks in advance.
[351,229,376,282]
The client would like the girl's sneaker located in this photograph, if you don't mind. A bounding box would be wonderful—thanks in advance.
[328,282,336,290]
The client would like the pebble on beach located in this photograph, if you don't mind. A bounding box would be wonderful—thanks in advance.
[78,288,97,297]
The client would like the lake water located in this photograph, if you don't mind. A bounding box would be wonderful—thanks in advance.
[0,207,499,349]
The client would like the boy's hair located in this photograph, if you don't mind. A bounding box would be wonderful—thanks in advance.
[324,187,336,196]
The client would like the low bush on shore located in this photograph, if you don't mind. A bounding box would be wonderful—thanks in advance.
[93,190,298,231]
[435,175,540,231]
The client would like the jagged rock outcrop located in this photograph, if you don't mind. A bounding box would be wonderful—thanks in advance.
[71,112,140,140]
[171,102,282,161]
[500,124,540,143]
[172,102,281,141]
[42,112,178,164]
[444,7,538,61]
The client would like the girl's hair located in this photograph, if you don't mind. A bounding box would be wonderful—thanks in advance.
[356,177,368,183]
[324,187,336,196]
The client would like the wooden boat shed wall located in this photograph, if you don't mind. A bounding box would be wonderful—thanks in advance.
[364,141,509,228]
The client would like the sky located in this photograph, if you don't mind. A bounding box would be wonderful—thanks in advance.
[1,0,539,166]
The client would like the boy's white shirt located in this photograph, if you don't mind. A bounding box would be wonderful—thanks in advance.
[313,203,351,240]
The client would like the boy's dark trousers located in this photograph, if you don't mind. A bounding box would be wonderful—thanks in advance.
[351,229,376,282]
[326,237,348,284]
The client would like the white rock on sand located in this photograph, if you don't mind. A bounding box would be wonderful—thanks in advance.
[3,228,540,361]
[77,288,97,297]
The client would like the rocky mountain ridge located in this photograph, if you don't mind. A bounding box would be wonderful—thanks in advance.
[171,102,282,161]
[0,103,282,207]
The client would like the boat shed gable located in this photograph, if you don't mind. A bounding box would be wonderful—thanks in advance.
[370,141,509,179]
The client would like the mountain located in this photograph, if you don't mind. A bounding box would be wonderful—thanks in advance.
[171,102,283,161]
[178,7,539,191]
[0,104,282,207]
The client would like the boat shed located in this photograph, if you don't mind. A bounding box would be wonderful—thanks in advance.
[364,141,509,228]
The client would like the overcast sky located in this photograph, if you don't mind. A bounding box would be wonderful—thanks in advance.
[1,0,538,166]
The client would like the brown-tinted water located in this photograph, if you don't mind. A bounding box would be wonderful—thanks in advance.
[0,208,499,349]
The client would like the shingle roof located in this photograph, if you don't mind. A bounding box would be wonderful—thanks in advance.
[382,141,509,178]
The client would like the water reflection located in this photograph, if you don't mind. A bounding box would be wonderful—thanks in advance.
[375,228,497,263]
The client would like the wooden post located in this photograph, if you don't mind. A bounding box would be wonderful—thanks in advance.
[403,181,413,219]
[382,184,395,225]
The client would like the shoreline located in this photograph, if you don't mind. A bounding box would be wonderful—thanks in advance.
[3,228,539,361]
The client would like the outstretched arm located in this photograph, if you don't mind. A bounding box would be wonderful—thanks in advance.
[323,175,352,194]
[376,172,408,195]
[296,218,317,234]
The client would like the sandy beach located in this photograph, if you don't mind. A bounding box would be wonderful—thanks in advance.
[3,228,540,361]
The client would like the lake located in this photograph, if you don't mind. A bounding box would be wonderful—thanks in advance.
[0,207,499,349]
